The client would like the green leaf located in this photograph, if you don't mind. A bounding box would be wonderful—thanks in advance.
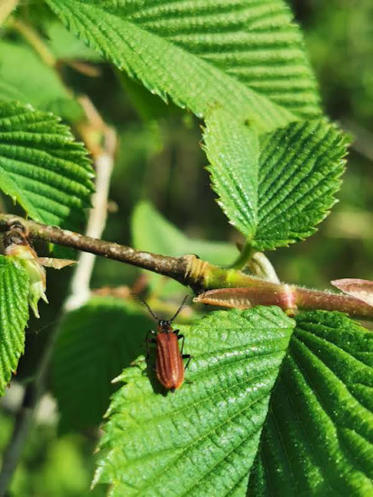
[0,255,29,396]
[132,201,237,295]
[204,113,348,249]
[0,100,94,228]
[204,111,260,240]
[45,21,101,61]
[46,0,320,132]
[133,200,237,264]
[248,311,373,497]
[94,306,295,497]
[255,120,348,249]
[0,40,83,121]
[52,297,153,431]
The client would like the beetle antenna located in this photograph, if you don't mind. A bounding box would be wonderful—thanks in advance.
[134,295,159,321]
[170,295,189,322]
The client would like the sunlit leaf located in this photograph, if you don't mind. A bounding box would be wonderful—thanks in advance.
[47,0,321,132]
[52,297,153,431]
[94,306,295,497]
[248,311,373,497]
[0,101,94,228]
[204,113,348,249]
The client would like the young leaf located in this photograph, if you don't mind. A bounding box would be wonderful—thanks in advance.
[0,40,83,122]
[248,311,373,497]
[204,113,348,249]
[132,201,237,296]
[52,297,153,431]
[94,306,295,497]
[0,255,29,396]
[46,0,320,132]
[0,101,94,229]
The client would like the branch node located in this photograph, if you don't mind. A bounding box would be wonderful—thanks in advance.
[184,255,208,285]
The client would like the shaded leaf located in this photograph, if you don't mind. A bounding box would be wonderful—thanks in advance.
[248,311,373,497]
[51,297,153,431]
[0,100,94,228]
[0,255,29,396]
[0,40,82,121]
[94,306,295,497]
[133,200,237,264]
[132,200,237,295]
[47,0,321,132]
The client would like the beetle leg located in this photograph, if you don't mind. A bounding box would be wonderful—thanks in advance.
[145,330,156,360]
[182,354,192,371]
[175,332,185,354]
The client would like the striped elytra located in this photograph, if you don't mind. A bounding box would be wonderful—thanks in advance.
[141,296,191,392]
[155,327,185,391]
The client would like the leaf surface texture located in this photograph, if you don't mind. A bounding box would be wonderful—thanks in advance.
[95,306,294,497]
[248,311,373,496]
[47,0,321,131]
[0,101,94,228]
[0,256,29,396]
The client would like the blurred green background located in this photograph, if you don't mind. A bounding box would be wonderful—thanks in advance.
[0,0,372,495]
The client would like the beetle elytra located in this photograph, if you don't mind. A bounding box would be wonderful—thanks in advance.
[141,296,191,392]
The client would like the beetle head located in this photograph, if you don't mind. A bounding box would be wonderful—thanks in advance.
[157,320,172,332]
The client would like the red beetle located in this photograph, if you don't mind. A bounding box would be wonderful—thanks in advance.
[141,296,191,392]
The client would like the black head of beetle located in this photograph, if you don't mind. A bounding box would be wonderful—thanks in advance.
[157,320,173,333]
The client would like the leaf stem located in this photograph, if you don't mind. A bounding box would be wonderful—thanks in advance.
[228,241,254,270]
[246,252,280,282]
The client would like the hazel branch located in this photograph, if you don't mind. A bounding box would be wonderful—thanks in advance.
[0,214,372,320]
[0,214,188,282]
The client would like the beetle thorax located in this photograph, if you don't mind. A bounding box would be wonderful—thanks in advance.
[157,320,172,333]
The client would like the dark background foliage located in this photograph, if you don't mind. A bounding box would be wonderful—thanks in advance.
[0,0,372,495]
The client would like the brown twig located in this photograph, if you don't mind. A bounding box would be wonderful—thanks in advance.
[0,214,372,320]
[0,214,187,281]
[194,285,373,320]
